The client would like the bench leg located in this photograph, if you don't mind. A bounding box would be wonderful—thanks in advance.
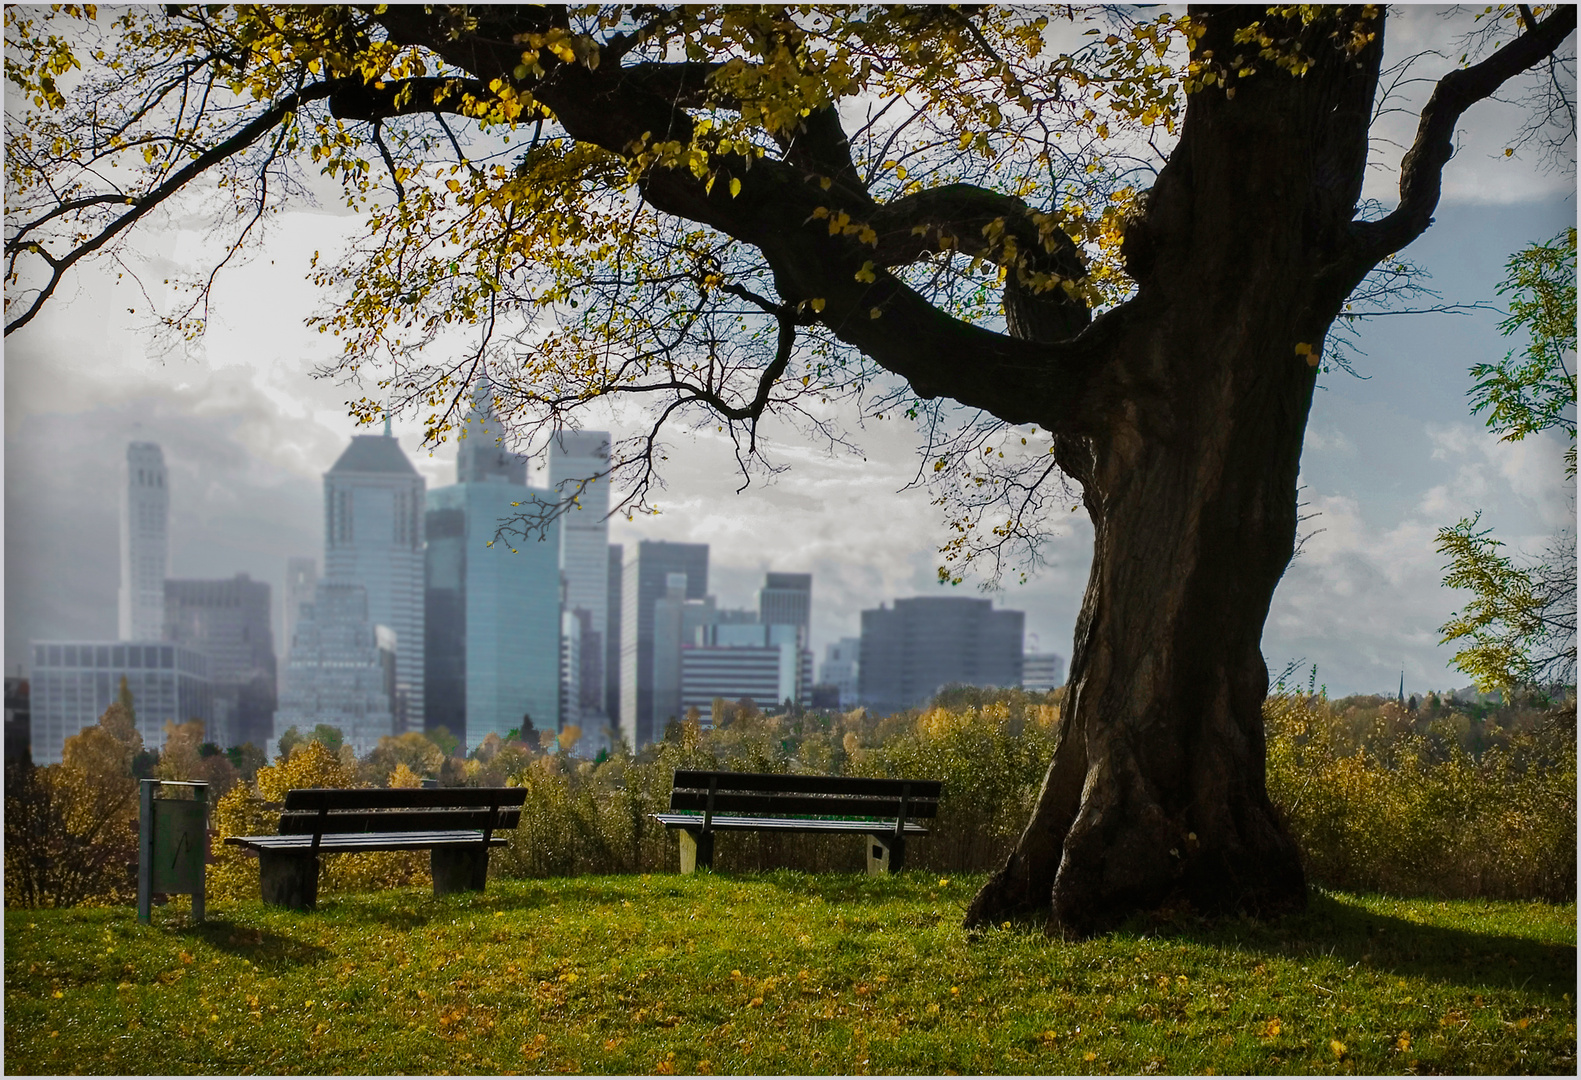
[258,850,318,910]
[867,833,906,875]
[678,829,714,874]
[431,847,490,894]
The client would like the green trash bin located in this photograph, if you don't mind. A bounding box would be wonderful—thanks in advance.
[138,779,209,923]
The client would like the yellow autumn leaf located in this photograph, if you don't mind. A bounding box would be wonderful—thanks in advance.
[1084,1051,1097,1062]
[446,179,461,193]
[855,261,876,283]
[728,177,741,198]
[869,307,882,319]
[1266,1017,1281,1037]
[1330,1039,1346,1059]
[809,297,826,313]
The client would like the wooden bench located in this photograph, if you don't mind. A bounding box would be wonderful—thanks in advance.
[224,786,526,910]
[652,770,942,874]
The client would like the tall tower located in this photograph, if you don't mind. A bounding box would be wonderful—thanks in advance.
[549,430,612,717]
[324,430,425,734]
[119,442,169,641]
[759,572,812,635]
[283,556,318,656]
[619,540,708,750]
[425,390,562,752]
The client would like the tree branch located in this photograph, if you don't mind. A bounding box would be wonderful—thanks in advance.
[1350,5,1576,267]
[6,80,335,336]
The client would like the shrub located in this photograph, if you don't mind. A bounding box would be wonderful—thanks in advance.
[208,740,431,904]
[1265,692,1576,902]
[3,701,143,908]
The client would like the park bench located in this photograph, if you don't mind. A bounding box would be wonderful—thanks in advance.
[225,786,526,910]
[653,770,942,874]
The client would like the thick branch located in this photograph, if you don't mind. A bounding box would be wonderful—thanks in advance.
[354,7,1101,432]
[1351,5,1576,266]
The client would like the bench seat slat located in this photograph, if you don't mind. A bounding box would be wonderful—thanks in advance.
[671,770,941,800]
[653,813,930,836]
[226,830,508,853]
[282,787,526,811]
[277,808,522,834]
[668,791,937,818]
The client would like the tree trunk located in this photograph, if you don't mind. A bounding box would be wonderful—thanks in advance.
[967,6,1382,936]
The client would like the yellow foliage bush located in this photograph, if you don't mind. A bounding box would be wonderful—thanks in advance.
[1265,693,1575,901]
[209,740,430,904]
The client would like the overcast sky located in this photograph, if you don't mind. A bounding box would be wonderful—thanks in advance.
[4,7,1575,698]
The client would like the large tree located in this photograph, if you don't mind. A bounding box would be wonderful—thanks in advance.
[6,4,1575,935]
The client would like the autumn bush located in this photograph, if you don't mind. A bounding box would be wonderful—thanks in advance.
[1265,692,1576,902]
[3,697,143,908]
[489,691,1063,878]
[207,739,431,905]
[11,680,1575,909]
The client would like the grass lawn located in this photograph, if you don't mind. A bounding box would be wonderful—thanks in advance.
[5,872,1575,1075]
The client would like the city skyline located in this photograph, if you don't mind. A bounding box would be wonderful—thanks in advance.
[3,5,1575,707]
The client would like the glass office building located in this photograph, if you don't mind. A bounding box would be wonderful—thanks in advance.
[858,597,1024,717]
[549,430,613,719]
[619,541,709,751]
[275,581,397,758]
[28,641,212,764]
[425,395,562,752]
[323,430,426,733]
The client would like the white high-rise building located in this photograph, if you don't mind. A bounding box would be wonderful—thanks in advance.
[820,636,862,708]
[275,582,397,758]
[1021,652,1066,692]
[119,442,168,641]
[283,556,318,656]
[324,430,425,734]
[549,430,612,715]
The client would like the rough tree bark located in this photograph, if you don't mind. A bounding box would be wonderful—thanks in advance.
[963,5,1575,935]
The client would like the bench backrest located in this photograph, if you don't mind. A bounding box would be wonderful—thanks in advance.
[279,787,527,836]
[669,770,941,820]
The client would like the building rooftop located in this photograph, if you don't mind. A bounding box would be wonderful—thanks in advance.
[328,434,417,475]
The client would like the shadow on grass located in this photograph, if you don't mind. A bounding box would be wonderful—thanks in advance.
[1128,892,1576,998]
[175,918,331,970]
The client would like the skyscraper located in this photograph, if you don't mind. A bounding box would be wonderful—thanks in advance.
[164,574,277,749]
[605,544,623,729]
[323,430,425,733]
[858,597,1024,716]
[819,636,862,708]
[758,572,811,635]
[424,393,562,751]
[619,541,707,750]
[549,431,612,718]
[1021,652,1066,692]
[119,442,168,641]
[274,582,396,758]
[283,556,318,657]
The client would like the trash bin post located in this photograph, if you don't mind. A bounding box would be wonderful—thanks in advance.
[137,779,156,924]
[137,779,209,924]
